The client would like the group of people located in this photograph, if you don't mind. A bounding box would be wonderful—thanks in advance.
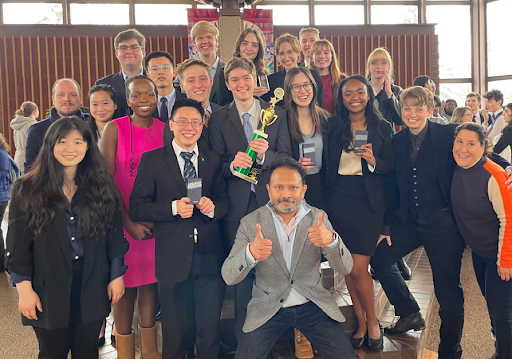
[2,21,512,359]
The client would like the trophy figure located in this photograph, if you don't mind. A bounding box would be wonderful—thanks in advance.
[234,87,285,184]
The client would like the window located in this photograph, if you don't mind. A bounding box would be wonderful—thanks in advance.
[257,5,309,26]
[439,83,472,107]
[487,80,512,105]
[371,5,418,24]
[135,4,191,25]
[426,5,471,79]
[486,0,512,77]
[3,3,63,24]
[315,5,364,25]
[70,4,129,25]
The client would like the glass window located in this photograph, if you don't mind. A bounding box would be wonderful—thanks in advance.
[3,3,63,24]
[135,4,191,25]
[257,5,309,26]
[439,83,472,107]
[427,5,471,79]
[487,0,512,77]
[314,5,364,25]
[371,5,418,24]
[487,79,512,105]
[70,4,129,25]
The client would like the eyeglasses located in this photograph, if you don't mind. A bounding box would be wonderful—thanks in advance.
[117,45,143,52]
[147,64,173,72]
[172,119,203,128]
[290,82,312,93]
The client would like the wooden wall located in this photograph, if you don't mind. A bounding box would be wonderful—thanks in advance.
[0,24,437,153]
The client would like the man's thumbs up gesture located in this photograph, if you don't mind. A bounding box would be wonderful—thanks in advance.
[308,212,335,247]
[249,223,273,261]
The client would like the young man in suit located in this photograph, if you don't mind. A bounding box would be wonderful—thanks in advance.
[187,21,232,106]
[145,51,186,122]
[95,28,146,118]
[298,27,319,67]
[130,98,229,359]
[222,157,357,359]
[209,57,292,356]
[485,89,505,139]
[24,78,87,172]
[466,92,492,128]
[370,86,466,359]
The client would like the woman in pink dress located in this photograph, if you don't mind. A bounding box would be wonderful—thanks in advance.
[100,76,164,359]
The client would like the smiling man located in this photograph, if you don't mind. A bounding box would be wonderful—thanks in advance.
[24,78,87,172]
[298,27,320,67]
[96,28,146,118]
[145,51,186,122]
[130,98,229,359]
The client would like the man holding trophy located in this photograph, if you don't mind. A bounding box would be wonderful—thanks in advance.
[209,57,292,356]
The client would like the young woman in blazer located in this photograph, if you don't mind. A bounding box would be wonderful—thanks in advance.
[6,116,128,358]
[325,75,393,351]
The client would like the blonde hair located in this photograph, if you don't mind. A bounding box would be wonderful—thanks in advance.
[299,27,320,38]
[400,86,434,110]
[15,101,38,118]
[366,47,394,79]
[176,58,211,82]
[451,106,473,124]
[275,33,301,57]
[191,21,219,41]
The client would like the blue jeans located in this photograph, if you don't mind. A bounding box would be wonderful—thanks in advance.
[235,301,358,359]
[472,252,512,359]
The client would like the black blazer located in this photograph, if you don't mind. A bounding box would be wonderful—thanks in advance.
[152,90,187,121]
[325,118,393,214]
[6,198,128,330]
[95,69,147,118]
[209,98,292,222]
[263,68,324,108]
[129,146,229,283]
[162,102,221,151]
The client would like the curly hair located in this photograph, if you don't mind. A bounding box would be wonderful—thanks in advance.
[233,28,268,76]
[12,117,121,238]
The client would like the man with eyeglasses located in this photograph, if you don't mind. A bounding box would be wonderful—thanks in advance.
[96,28,147,118]
[209,57,291,358]
[145,51,187,122]
[130,97,228,359]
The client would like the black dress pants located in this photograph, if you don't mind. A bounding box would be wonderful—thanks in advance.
[370,210,465,359]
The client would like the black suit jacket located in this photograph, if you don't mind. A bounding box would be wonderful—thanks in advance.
[129,146,229,283]
[325,118,393,214]
[95,69,147,118]
[263,68,324,108]
[162,102,221,151]
[6,198,128,330]
[152,90,187,121]
[209,98,292,222]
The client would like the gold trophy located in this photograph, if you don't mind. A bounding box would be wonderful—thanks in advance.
[234,88,285,184]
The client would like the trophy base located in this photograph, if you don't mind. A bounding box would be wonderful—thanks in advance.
[234,171,258,185]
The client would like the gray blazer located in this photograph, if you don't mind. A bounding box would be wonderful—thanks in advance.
[221,204,353,333]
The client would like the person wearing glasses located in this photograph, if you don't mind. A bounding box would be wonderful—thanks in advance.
[130,98,228,359]
[100,76,165,359]
[96,28,147,118]
[145,51,187,122]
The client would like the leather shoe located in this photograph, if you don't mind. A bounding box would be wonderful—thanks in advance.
[367,325,383,351]
[294,329,314,359]
[397,258,412,280]
[349,333,366,349]
[384,312,426,335]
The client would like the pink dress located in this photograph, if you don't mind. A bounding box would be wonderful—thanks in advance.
[113,116,164,288]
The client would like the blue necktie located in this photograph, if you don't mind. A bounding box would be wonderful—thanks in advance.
[242,113,253,143]
[180,151,196,181]
[160,97,168,122]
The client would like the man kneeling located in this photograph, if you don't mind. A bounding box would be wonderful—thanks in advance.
[222,157,358,359]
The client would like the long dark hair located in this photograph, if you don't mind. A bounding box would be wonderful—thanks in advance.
[86,84,117,142]
[332,75,386,152]
[12,117,121,238]
[501,103,512,133]
[233,28,268,76]
[284,67,329,143]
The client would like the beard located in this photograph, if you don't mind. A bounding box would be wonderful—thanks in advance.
[273,197,301,214]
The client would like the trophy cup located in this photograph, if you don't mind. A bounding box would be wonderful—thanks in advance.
[234,87,285,184]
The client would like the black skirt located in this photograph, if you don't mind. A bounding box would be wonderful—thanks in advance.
[305,173,326,211]
[327,175,383,256]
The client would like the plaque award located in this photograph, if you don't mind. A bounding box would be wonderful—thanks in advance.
[234,87,285,184]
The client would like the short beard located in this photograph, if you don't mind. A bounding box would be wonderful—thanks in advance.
[273,197,301,214]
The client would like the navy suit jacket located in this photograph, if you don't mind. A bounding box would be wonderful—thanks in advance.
[263,68,324,108]
[209,98,292,222]
[95,69,147,118]
[152,90,187,121]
